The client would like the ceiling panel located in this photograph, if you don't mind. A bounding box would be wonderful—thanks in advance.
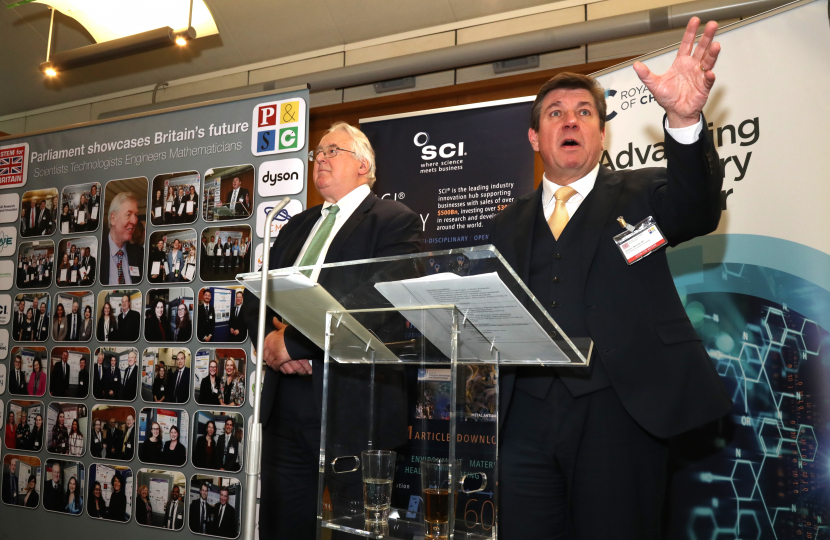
[448,0,567,21]
[324,0,458,43]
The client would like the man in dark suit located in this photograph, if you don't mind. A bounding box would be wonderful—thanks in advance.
[35,301,49,341]
[222,239,231,271]
[120,414,136,460]
[115,294,141,341]
[3,459,18,504]
[242,122,421,539]
[66,300,82,342]
[100,191,144,285]
[119,351,138,401]
[227,291,247,342]
[197,289,215,341]
[76,357,89,398]
[43,462,64,512]
[12,300,26,344]
[35,200,50,236]
[88,184,101,231]
[216,418,240,472]
[9,355,26,395]
[171,350,190,403]
[92,351,106,399]
[103,355,122,400]
[164,485,186,530]
[488,20,731,540]
[221,177,251,217]
[189,483,214,534]
[105,417,123,460]
[81,247,96,285]
[212,487,237,538]
[51,350,72,397]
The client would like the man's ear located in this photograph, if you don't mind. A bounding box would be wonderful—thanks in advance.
[358,158,370,176]
[528,128,540,152]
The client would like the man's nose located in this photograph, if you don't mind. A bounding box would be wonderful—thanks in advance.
[562,110,579,128]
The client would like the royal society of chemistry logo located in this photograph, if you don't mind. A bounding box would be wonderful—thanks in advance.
[251,98,306,157]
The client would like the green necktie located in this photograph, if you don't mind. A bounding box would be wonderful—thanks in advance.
[298,205,339,277]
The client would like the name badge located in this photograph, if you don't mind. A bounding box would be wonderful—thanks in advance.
[213,388,218,394]
[34,441,40,448]
[114,376,119,381]
[229,448,235,454]
[127,443,132,449]
[129,265,140,277]
[160,386,165,391]
[238,197,244,203]
[60,324,65,328]
[613,216,667,265]
[61,443,66,448]
[208,315,213,319]
[80,381,84,385]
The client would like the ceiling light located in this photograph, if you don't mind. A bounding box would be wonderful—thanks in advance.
[39,26,197,74]
[44,67,57,77]
[176,37,187,46]
[31,0,218,43]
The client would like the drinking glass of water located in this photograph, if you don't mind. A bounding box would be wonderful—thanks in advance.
[361,450,396,523]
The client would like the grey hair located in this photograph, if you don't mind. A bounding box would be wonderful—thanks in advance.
[108,191,138,227]
[325,122,377,187]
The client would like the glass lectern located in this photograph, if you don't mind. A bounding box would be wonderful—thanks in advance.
[238,246,591,539]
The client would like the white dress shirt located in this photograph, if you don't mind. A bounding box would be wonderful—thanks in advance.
[293,183,371,282]
[542,117,703,220]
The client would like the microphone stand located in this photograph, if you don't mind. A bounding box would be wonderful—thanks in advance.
[242,196,291,540]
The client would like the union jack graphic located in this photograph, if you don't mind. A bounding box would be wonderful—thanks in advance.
[0,143,27,187]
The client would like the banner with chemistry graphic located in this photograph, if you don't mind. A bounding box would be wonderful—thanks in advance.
[0,86,308,537]
[593,1,830,537]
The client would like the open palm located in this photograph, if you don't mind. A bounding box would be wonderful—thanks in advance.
[633,17,721,128]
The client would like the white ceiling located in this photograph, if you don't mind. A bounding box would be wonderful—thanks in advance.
[0,0,562,117]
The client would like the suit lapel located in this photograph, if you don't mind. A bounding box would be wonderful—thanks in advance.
[324,192,375,263]
[511,188,542,285]
[578,166,623,280]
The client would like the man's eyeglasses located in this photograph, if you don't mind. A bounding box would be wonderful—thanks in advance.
[314,146,356,159]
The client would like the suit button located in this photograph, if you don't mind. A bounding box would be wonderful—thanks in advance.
[552,276,559,283]
[550,301,558,308]
[554,253,562,259]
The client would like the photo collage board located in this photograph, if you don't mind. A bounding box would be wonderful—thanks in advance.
[0,87,309,538]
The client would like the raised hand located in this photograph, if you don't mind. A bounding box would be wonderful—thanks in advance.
[632,17,721,128]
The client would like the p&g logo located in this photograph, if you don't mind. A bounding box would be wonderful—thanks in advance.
[251,99,306,157]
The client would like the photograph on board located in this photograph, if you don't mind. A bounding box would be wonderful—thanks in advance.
[46,402,88,457]
[193,348,247,407]
[52,290,94,342]
[92,347,140,402]
[141,347,192,404]
[43,459,85,515]
[138,407,189,467]
[12,292,50,342]
[2,454,41,508]
[189,475,241,538]
[16,239,54,289]
[191,411,243,473]
[9,347,48,397]
[56,236,97,287]
[151,171,201,226]
[5,400,44,452]
[59,182,101,234]
[19,187,58,238]
[87,463,133,521]
[144,287,194,343]
[134,468,187,529]
[202,165,254,222]
[96,289,142,342]
[196,286,248,343]
[147,229,197,283]
[50,346,91,398]
[199,226,251,282]
[89,405,136,461]
[100,176,147,285]
[0,365,6,394]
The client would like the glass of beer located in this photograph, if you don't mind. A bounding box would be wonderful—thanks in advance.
[421,459,460,540]
[361,450,396,523]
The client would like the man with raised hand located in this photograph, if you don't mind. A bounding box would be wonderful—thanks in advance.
[489,18,732,539]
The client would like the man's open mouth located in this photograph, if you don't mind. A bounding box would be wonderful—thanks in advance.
[561,139,579,147]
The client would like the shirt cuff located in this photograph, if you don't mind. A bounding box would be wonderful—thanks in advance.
[664,114,703,145]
